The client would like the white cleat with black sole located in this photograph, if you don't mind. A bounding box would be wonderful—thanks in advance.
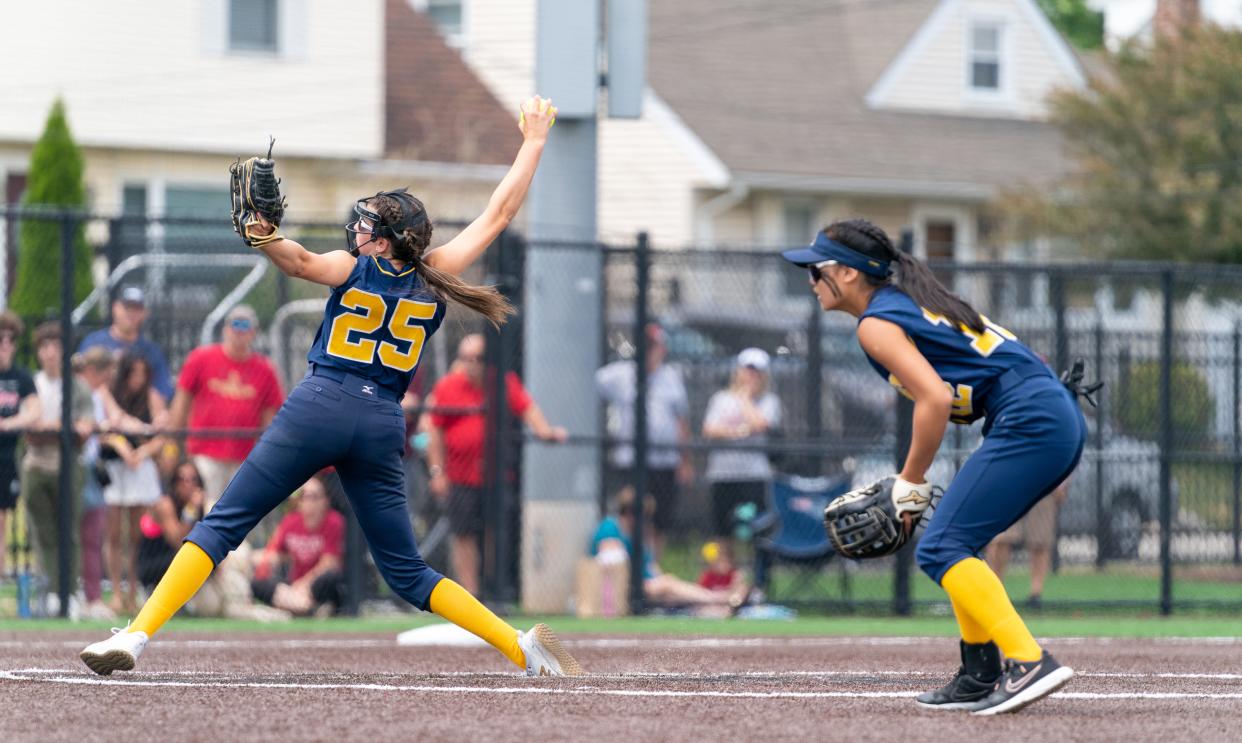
[518,623,583,677]
[80,625,149,676]
[970,651,1073,715]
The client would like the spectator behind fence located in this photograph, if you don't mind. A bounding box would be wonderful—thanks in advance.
[77,285,173,404]
[73,346,121,619]
[0,312,39,579]
[702,348,782,543]
[588,488,743,616]
[138,459,287,622]
[21,322,94,615]
[425,333,566,594]
[137,460,205,590]
[596,323,692,556]
[101,352,168,614]
[987,478,1071,609]
[169,305,283,511]
[251,475,345,617]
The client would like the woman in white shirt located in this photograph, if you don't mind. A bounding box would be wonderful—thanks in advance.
[702,348,782,540]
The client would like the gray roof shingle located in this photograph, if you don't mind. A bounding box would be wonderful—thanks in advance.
[649,0,1072,197]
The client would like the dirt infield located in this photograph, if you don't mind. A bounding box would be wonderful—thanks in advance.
[2,631,1240,742]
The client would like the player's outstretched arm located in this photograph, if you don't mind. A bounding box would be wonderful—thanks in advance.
[425,95,556,277]
[251,224,356,287]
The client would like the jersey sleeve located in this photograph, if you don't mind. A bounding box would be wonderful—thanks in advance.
[17,369,35,399]
[322,511,345,558]
[258,358,284,411]
[505,372,532,416]
[268,513,293,554]
[428,377,453,428]
[702,391,731,429]
[177,348,204,395]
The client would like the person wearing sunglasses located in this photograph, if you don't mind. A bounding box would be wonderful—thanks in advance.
[168,304,283,513]
[83,95,581,679]
[782,219,1088,715]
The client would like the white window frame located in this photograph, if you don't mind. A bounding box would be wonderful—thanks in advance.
[963,17,1010,102]
[410,0,469,49]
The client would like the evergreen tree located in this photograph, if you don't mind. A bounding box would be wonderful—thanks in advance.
[10,99,94,322]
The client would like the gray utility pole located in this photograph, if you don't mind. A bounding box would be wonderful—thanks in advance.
[521,0,645,611]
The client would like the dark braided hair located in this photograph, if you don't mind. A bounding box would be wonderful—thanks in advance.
[371,194,515,327]
[825,218,985,334]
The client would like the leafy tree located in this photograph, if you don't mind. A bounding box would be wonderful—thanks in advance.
[1038,0,1104,50]
[1004,27,1242,264]
[10,99,94,321]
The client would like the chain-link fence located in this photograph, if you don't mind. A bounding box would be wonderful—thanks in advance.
[5,206,1242,618]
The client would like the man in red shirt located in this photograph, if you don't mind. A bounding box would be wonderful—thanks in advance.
[251,475,345,615]
[169,305,283,511]
[425,334,566,594]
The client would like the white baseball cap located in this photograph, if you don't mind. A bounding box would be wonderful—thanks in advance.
[736,347,770,371]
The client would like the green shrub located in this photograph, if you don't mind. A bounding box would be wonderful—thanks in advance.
[1116,360,1213,442]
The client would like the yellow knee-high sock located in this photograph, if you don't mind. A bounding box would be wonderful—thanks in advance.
[940,557,1041,661]
[429,578,525,669]
[130,543,215,636]
[950,594,991,645]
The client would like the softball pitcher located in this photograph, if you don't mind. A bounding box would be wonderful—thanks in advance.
[783,219,1088,715]
[82,96,581,678]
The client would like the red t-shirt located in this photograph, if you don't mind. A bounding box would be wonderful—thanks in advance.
[269,509,345,583]
[429,371,531,486]
[178,345,284,462]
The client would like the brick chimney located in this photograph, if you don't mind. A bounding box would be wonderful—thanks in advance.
[1154,0,1201,37]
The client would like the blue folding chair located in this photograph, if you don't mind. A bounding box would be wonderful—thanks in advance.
[750,475,852,600]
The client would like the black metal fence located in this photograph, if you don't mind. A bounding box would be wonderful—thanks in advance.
[5,206,1242,618]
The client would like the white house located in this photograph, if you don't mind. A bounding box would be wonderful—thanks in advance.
[0,0,521,302]
[434,0,1087,258]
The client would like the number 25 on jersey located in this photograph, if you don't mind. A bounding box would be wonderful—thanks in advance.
[326,287,437,372]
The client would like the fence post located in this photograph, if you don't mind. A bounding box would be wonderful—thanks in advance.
[893,229,915,616]
[629,232,650,615]
[57,213,77,616]
[1094,320,1107,569]
[482,230,517,605]
[1233,321,1241,566]
[804,305,823,476]
[1159,270,1174,615]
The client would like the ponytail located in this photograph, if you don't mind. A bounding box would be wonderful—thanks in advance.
[373,194,516,327]
[889,250,984,334]
[826,218,984,334]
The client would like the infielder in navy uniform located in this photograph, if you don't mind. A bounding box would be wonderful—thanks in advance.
[783,219,1087,715]
[83,96,582,678]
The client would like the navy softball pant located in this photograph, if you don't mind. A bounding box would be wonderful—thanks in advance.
[916,376,1086,584]
[185,371,444,610]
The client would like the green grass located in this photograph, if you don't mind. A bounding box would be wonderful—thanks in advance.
[1,612,1238,638]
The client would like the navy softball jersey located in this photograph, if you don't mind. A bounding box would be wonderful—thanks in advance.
[859,286,1086,583]
[186,255,448,609]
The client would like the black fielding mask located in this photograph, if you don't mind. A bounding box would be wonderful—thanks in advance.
[345,188,428,256]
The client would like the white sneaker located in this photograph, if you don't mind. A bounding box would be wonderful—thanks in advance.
[80,625,149,676]
[517,623,583,677]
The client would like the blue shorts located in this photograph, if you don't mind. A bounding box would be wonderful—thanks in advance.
[186,371,443,610]
[915,376,1086,584]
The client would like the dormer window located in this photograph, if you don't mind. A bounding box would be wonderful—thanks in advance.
[969,21,1002,91]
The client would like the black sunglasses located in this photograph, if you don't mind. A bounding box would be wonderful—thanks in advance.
[808,261,836,284]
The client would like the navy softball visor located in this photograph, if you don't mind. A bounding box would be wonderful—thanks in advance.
[781,233,891,278]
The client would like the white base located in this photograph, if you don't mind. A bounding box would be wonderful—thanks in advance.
[395,622,488,648]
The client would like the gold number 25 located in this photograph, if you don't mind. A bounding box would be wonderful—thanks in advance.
[326,287,437,372]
